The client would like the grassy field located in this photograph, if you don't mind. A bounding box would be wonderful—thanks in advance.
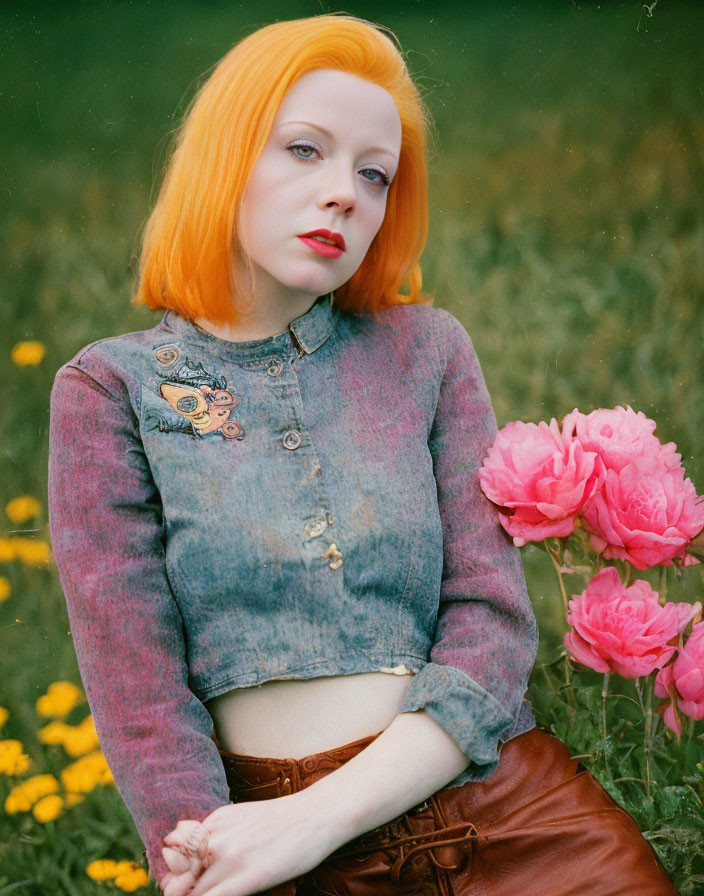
[2,1,703,892]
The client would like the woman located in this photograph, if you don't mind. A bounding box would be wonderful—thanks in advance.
[48,14,676,896]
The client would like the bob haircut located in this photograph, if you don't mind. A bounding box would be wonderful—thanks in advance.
[133,14,431,325]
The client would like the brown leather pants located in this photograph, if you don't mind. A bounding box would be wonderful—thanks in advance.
[215,727,677,896]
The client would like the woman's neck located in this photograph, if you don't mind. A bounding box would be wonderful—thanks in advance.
[193,293,319,343]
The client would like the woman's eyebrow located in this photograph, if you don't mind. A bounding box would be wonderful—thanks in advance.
[278,120,398,160]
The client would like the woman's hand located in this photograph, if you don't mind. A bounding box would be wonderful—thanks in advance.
[160,789,348,896]
[160,819,212,896]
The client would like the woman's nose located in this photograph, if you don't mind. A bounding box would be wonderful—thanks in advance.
[318,164,357,214]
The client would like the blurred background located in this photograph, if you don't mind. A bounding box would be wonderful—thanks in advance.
[1,0,703,890]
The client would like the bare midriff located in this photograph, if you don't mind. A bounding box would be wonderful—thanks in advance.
[205,667,416,759]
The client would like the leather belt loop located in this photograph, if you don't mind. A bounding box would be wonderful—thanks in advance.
[278,755,302,796]
[389,822,479,882]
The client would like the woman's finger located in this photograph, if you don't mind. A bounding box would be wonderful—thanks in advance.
[164,830,191,847]
[160,862,200,896]
[184,823,210,862]
[162,846,192,874]
[161,869,195,896]
[164,819,201,843]
[164,820,210,853]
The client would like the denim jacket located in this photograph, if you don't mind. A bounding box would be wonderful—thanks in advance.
[47,293,538,882]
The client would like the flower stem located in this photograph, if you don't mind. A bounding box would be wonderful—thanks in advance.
[602,672,611,776]
[544,540,577,713]
[659,566,667,606]
[634,677,645,714]
[546,541,569,615]
[622,563,632,588]
[642,676,654,800]
[563,655,576,716]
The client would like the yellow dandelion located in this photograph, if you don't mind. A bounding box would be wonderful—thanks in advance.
[19,774,59,804]
[32,793,64,823]
[13,538,51,567]
[0,706,8,729]
[85,859,143,884]
[38,720,72,746]
[64,791,85,807]
[0,539,15,563]
[4,773,59,813]
[62,715,99,757]
[9,754,30,775]
[11,341,46,367]
[60,763,97,796]
[61,750,113,794]
[36,681,84,718]
[5,496,42,524]
[0,577,10,603]
[23,774,60,800]
[0,741,24,761]
[0,739,31,776]
[39,716,98,756]
[5,790,29,814]
[113,861,141,875]
[114,866,150,892]
[86,858,122,881]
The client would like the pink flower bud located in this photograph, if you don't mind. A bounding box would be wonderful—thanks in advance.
[655,622,704,734]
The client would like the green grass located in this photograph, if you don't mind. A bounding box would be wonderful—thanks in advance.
[2,1,703,892]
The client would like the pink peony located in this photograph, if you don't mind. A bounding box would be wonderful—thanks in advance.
[479,417,604,547]
[569,405,680,473]
[563,567,687,678]
[655,621,704,735]
[581,452,704,570]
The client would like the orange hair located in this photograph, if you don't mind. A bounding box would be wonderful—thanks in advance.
[132,14,431,325]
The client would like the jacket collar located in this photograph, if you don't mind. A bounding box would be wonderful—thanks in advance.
[161,293,336,359]
[288,292,336,355]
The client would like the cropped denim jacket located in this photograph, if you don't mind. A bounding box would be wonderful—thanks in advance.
[48,293,538,882]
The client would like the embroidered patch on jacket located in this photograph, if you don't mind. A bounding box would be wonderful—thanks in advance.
[145,349,245,440]
[153,343,182,368]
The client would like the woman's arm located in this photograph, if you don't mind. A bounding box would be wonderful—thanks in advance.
[394,310,538,771]
[48,359,231,887]
[304,708,469,831]
[310,311,538,829]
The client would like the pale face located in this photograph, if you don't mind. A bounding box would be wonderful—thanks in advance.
[235,69,402,309]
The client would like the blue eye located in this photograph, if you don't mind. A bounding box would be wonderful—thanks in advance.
[360,168,390,187]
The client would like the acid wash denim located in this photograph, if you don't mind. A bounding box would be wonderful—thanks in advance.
[47,292,538,883]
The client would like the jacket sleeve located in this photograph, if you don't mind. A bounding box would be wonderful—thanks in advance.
[398,312,538,782]
[47,359,231,886]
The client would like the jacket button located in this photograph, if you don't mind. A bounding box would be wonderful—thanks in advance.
[304,519,327,539]
[267,359,284,376]
[324,542,343,570]
[282,430,302,450]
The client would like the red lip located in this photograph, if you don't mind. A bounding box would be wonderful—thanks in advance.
[298,229,346,251]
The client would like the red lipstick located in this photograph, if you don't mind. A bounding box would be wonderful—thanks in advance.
[298,229,346,258]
